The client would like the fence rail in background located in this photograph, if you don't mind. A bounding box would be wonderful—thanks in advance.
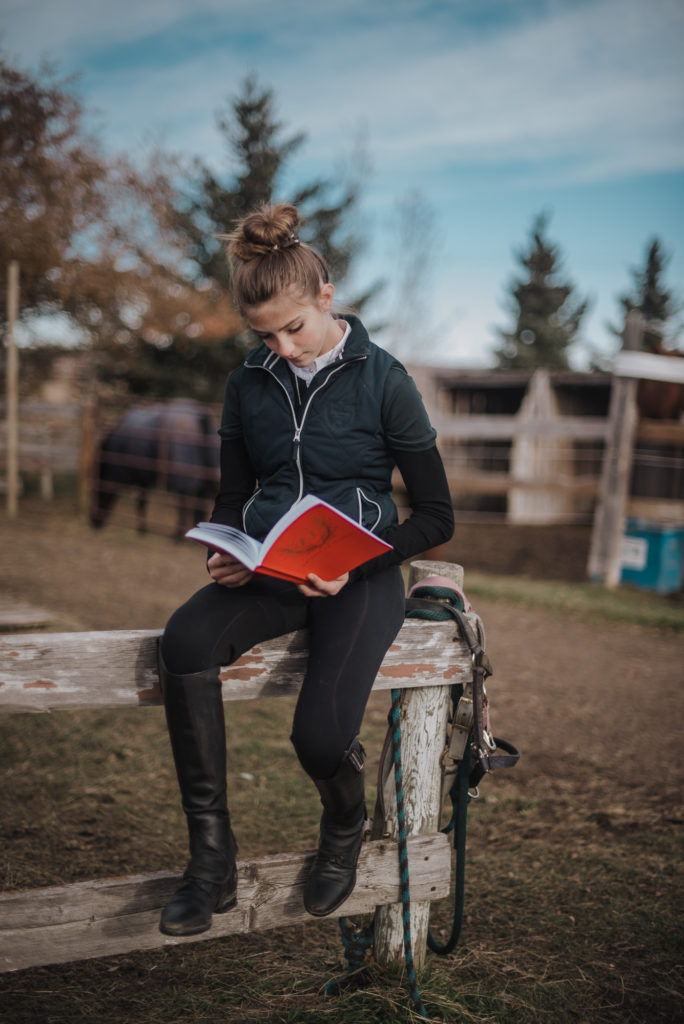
[588,345,684,585]
[407,361,684,528]
[0,400,83,500]
[3,362,683,531]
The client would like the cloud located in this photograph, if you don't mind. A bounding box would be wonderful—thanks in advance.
[5,0,683,185]
[273,0,684,184]
[4,0,682,366]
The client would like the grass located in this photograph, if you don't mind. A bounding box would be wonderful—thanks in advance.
[1,497,682,1022]
[464,571,684,632]
[2,691,682,1023]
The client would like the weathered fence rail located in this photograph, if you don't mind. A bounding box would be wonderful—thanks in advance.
[0,567,469,974]
[0,400,82,501]
[408,355,684,528]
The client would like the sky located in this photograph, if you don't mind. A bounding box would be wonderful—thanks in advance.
[3,0,684,368]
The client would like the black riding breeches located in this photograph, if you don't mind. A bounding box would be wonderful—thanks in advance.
[160,566,406,779]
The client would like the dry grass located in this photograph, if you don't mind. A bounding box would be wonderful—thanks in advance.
[2,695,681,1023]
[1,497,683,1022]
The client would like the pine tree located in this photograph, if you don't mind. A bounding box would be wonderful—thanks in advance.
[615,238,679,350]
[493,213,588,370]
[175,76,362,294]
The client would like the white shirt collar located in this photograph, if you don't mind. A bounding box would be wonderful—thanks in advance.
[290,320,351,385]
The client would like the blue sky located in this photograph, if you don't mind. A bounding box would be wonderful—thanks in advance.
[3,0,684,367]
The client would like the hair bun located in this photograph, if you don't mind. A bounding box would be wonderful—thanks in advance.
[228,203,301,262]
[222,201,329,310]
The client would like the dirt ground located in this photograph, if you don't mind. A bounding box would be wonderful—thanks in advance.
[1,495,683,1022]
[2,495,682,824]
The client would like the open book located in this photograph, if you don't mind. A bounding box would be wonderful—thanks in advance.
[185,494,393,584]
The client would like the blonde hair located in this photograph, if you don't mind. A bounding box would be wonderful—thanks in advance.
[223,203,330,312]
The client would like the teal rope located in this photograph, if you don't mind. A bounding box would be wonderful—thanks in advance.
[389,686,429,1019]
[405,584,465,619]
[325,691,430,1018]
[406,584,471,958]
[327,581,468,1013]
[324,915,374,995]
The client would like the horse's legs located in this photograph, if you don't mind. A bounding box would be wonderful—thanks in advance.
[136,490,148,534]
[90,481,117,529]
[174,494,202,541]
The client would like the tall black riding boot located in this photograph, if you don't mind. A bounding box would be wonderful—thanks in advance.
[303,738,367,917]
[158,650,238,936]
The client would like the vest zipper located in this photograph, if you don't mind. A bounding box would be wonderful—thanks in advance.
[245,361,305,503]
[246,354,367,508]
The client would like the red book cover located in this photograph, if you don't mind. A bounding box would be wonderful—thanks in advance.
[185,495,392,584]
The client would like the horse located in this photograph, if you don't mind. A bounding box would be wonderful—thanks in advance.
[91,399,220,538]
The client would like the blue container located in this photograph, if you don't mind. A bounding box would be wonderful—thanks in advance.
[620,518,684,594]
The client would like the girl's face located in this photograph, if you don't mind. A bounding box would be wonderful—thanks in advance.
[245,283,341,368]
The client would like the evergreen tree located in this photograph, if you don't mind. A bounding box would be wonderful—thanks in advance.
[3,62,369,402]
[175,76,362,296]
[614,238,679,350]
[493,212,588,370]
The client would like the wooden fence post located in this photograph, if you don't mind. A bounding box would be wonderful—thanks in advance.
[78,395,97,520]
[374,560,463,969]
[5,261,20,518]
[587,312,642,586]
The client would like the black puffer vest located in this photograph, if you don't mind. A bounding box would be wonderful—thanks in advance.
[232,316,403,540]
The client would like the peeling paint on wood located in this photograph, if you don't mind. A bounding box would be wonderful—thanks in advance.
[220,666,268,681]
[0,618,474,714]
[136,687,162,704]
[378,662,434,678]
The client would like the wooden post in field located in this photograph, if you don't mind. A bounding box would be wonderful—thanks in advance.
[587,312,684,584]
[587,376,638,586]
[374,559,461,969]
[79,395,97,520]
[5,261,20,518]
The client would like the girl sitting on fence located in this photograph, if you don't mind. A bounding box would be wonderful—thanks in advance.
[157,202,454,936]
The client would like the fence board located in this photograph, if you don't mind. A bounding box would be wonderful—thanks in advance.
[447,471,600,497]
[433,414,608,441]
[587,378,639,585]
[0,620,468,714]
[0,833,450,972]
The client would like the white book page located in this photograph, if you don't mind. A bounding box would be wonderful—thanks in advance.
[185,522,263,570]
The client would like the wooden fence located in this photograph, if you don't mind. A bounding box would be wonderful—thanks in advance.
[408,364,684,528]
[588,349,684,585]
[406,365,609,524]
[3,369,683,533]
[0,400,83,500]
[0,561,472,975]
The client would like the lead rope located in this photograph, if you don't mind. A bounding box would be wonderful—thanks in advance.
[406,585,520,955]
[324,687,430,1019]
[405,586,471,959]
[326,583,517,1019]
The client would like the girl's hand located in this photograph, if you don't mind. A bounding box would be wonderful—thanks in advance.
[297,572,349,598]
[208,552,254,588]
